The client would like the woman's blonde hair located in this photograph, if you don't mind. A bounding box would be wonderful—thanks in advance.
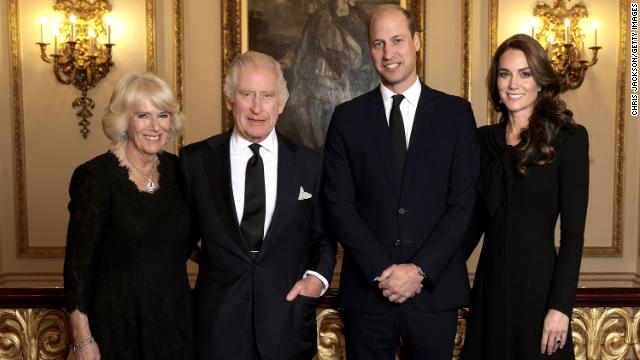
[102,72,185,144]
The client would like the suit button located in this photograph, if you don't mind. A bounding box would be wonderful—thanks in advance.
[394,239,400,246]
[398,208,408,215]
[243,293,251,301]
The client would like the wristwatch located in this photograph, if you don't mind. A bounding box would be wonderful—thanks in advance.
[415,265,427,279]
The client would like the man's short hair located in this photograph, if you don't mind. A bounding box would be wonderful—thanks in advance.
[367,4,418,39]
[223,51,289,105]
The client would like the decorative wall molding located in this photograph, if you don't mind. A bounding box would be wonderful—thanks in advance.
[9,0,157,258]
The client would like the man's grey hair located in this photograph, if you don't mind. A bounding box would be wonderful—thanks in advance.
[223,51,289,105]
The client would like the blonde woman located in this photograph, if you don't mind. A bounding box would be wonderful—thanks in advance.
[64,73,193,359]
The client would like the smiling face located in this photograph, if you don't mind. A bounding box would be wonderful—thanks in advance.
[497,49,540,120]
[126,98,171,158]
[368,7,420,94]
[226,64,285,143]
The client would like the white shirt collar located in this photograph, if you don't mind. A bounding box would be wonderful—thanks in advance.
[380,77,422,106]
[230,127,278,155]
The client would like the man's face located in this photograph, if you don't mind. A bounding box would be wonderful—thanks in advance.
[226,64,285,143]
[369,8,420,93]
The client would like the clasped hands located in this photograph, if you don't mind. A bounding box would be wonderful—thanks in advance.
[377,263,424,304]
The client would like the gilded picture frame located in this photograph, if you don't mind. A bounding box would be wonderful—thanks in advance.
[221,0,426,151]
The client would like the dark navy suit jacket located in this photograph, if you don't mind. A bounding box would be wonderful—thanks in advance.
[180,131,336,359]
[323,83,480,313]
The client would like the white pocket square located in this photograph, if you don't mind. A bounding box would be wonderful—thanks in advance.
[298,186,312,200]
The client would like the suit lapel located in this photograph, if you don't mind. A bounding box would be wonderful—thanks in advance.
[258,135,300,260]
[366,89,401,197]
[203,135,248,254]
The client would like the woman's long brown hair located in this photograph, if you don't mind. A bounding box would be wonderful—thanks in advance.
[487,34,575,176]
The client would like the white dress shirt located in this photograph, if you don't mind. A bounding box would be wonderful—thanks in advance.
[380,77,422,147]
[229,128,328,295]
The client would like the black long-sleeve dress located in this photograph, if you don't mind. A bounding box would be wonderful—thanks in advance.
[63,151,193,359]
[462,122,589,360]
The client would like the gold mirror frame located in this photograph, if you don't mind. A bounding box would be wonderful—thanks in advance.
[487,0,628,257]
[9,0,157,257]
[221,0,427,132]
[461,0,472,101]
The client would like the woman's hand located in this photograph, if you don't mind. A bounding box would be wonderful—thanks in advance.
[69,310,101,359]
[540,308,570,355]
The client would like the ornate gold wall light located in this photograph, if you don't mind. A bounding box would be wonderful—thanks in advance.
[530,0,601,92]
[36,0,115,138]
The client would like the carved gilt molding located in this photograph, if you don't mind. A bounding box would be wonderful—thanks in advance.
[0,309,70,360]
[174,0,185,152]
[461,0,471,101]
[315,309,346,360]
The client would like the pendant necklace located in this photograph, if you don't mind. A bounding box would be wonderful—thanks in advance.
[125,153,158,193]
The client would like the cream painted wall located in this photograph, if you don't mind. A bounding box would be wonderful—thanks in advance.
[0,0,638,287]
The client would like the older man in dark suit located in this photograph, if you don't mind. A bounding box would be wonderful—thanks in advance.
[323,4,480,359]
[180,51,336,360]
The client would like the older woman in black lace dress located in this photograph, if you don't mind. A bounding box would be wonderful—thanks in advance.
[64,73,193,359]
[463,34,589,360]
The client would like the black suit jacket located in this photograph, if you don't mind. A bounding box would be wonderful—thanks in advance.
[323,83,480,313]
[180,131,336,360]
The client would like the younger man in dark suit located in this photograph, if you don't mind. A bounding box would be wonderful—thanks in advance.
[323,4,480,359]
[180,51,336,360]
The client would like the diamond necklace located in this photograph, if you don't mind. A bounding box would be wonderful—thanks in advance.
[125,153,158,193]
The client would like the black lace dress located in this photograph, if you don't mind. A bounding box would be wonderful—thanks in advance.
[64,151,193,359]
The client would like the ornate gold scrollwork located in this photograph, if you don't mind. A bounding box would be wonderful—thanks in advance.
[571,307,633,360]
[632,310,640,359]
[0,309,70,360]
[315,309,346,360]
[452,308,468,360]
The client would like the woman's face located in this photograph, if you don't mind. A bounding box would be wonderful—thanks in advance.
[496,49,540,119]
[126,98,171,158]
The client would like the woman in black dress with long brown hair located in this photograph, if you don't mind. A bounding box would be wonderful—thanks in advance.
[64,72,193,359]
[462,34,589,359]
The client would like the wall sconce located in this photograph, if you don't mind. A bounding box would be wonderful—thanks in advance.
[36,0,115,139]
[530,0,601,93]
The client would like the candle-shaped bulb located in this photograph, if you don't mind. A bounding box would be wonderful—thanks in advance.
[39,17,46,43]
[69,14,76,42]
[52,26,59,55]
[592,22,599,47]
[530,18,540,38]
[104,15,112,44]
[564,18,570,44]
[88,28,96,56]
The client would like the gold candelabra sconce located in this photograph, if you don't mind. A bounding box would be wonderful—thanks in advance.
[36,0,115,139]
[530,0,601,93]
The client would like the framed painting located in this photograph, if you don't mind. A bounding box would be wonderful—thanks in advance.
[222,0,426,151]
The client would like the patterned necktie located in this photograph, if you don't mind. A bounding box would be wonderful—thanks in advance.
[240,143,265,253]
[390,94,406,172]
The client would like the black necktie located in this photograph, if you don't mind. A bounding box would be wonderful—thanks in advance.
[390,94,406,172]
[241,143,265,253]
